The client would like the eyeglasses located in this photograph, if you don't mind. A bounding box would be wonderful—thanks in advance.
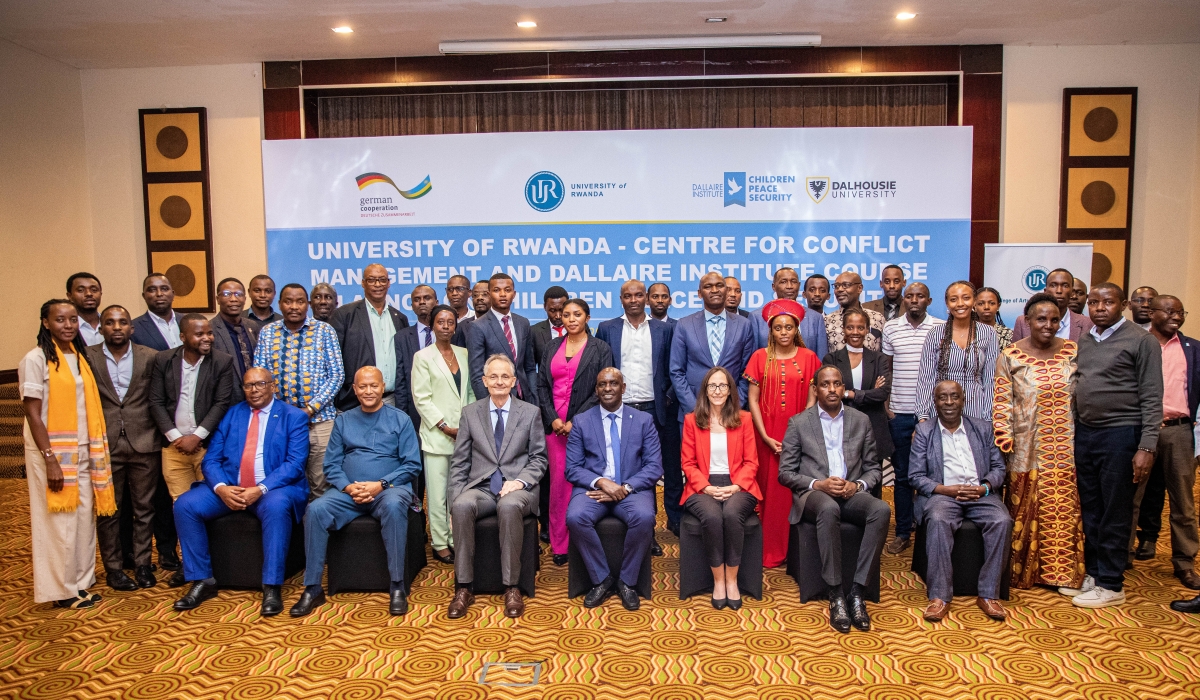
[363,276,390,286]
[1152,309,1188,319]
[218,291,245,299]
[833,282,859,290]
[706,383,730,392]
[446,285,469,293]
[242,380,275,390]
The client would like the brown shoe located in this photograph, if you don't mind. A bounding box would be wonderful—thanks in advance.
[886,536,911,555]
[1176,570,1200,590]
[504,586,524,618]
[447,587,474,619]
[923,599,950,622]
[976,597,1007,621]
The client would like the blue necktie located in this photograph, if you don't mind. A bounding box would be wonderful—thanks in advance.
[491,408,505,494]
[708,315,724,365]
[423,326,433,348]
[608,413,622,485]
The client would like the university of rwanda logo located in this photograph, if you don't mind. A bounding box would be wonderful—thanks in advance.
[355,172,432,199]
[806,176,830,204]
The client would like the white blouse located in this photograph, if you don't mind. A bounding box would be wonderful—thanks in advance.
[847,345,863,390]
[19,347,88,450]
[708,431,730,475]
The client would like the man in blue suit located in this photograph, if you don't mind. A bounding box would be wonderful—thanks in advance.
[466,273,538,405]
[669,272,757,418]
[909,380,1012,623]
[131,273,183,351]
[565,368,663,610]
[172,367,310,616]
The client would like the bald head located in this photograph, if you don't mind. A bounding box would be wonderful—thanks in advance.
[242,367,276,410]
[698,272,727,313]
[833,272,863,309]
[619,279,648,321]
[353,366,386,412]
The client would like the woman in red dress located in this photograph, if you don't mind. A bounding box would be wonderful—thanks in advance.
[745,299,821,568]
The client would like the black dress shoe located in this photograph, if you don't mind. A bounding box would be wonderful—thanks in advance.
[616,581,640,611]
[552,553,569,567]
[1170,594,1200,613]
[106,569,138,592]
[289,587,326,618]
[389,585,408,616]
[711,596,727,610]
[848,592,871,631]
[540,530,551,544]
[158,552,181,571]
[829,596,852,634]
[168,570,187,588]
[135,565,157,589]
[174,581,218,611]
[726,595,742,611]
[584,575,615,608]
[1135,539,1157,560]
[432,549,455,565]
[261,585,283,616]
[650,541,664,557]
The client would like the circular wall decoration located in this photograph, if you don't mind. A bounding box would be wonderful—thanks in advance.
[159,196,192,228]
[165,264,197,296]
[1082,106,1119,142]
[1080,180,1116,215]
[1092,252,1113,286]
[156,126,189,159]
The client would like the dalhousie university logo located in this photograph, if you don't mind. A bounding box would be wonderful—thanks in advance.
[806,176,830,203]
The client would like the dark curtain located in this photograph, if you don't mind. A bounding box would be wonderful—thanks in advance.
[317,84,947,137]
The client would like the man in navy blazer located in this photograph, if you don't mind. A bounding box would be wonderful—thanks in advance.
[131,273,183,351]
[328,264,410,412]
[171,367,310,616]
[466,273,538,405]
[909,380,1012,623]
[669,272,757,419]
[565,369,663,610]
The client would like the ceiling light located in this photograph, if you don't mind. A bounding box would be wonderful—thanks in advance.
[440,34,821,54]
[706,17,727,23]
[332,26,353,33]
[516,21,537,28]
[895,12,916,20]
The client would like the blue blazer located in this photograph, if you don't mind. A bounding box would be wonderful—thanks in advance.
[595,316,676,425]
[908,415,1007,523]
[465,311,539,407]
[131,312,172,352]
[201,400,310,520]
[668,310,757,417]
[564,405,663,497]
[1178,332,1200,419]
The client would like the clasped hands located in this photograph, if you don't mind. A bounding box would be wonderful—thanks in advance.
[587,478,629,503]
[933,483,986,502]
[171,434,203,455]
[703,483,742,502]
[550,419,573,437]
[813,477,860,498]
[344,481,384,504]
[215,484,265,510]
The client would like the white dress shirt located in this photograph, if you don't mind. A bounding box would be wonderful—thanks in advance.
[619,314,654,403]
[215,399,273,491]
[78,318,103,346]
[939,419,979,486]
[152,310,183,349]
[590,404,626,488]
[491,309,519,356]
[102,344,133,402]
[167,354,209,442]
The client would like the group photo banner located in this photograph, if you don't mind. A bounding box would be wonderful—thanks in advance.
[262,126,974,319]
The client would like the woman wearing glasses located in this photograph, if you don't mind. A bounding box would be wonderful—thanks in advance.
[681,366,762,609]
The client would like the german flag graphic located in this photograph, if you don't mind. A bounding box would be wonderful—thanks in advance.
[355,172,432,199]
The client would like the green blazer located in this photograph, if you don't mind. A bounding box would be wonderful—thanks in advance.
[411,343,475,455]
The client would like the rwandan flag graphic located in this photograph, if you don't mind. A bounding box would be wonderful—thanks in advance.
[355,172,432,199]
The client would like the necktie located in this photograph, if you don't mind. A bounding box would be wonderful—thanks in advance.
[500,316,522,397]
[608,413,622,484]
[490,408,506,494]
[553,325,565,338]
[423,326,433,348]
[708,315,724,365]
[239,409,262,488]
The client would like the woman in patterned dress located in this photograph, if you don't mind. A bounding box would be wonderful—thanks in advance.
[975,287,1013,350]
[993,292,1086,594]
[744,299,821,568]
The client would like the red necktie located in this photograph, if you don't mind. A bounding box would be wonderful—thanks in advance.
[239,409,262,488]
[501,316,522,398]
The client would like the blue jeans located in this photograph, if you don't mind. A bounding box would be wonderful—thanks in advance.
[888,413,918,539]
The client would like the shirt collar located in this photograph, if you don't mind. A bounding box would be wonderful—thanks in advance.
[1090,316,1126,341]
[938,419,965,436]
[253,398,275,415]
[622,313,648,329]
[491,396,513,414]
[182,353,205,370]
[819,406,843,422]
[153,310,175,325]
[1162,332,1181,348]
[491,308,511,323]
[601,404,624,421]
[416,320,429,334]
[281,319,310,334]
[1059,309,1072,330]
[704,308,726,323]
[101,344,128,363]
[846,345,863,354]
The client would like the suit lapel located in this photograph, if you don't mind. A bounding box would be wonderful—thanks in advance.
[930,422,946,484]
[689,314,713,367]
[496,402,517,460]
[484,314,513,359]
[619,409,635,478]
[261,404,283,476]
[92,349,117,404]
[805,411,830,474]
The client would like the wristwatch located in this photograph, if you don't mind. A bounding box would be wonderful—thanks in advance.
[40,448,54,459]
[379,479,390,489]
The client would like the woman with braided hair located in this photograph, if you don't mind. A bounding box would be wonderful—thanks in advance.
[914,281,999,423]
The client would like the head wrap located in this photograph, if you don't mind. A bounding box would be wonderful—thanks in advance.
[761,298,807,326]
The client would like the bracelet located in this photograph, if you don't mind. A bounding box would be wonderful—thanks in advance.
[40,448,54,459]
[983,483,990,497]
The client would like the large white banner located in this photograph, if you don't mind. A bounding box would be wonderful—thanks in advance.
[263,127,973,318]
[983,243,1093,326]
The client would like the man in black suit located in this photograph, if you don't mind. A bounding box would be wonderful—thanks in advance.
[724,277,751,318]
[396,284,439,435]
[447,275,474,346]
[465,273,538,405]
[131,273,182,352]
[531,286,571,374]
[471,280,491,319]
[87,306,164,591]
[210,278,260,381]
[648,283,675,325]
[328,263,409,411]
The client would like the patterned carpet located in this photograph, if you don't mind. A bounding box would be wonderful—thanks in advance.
[1,478,1199,700]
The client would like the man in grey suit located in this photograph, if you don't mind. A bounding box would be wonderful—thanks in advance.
[909,380,1013,623]
[447,354,547,620]
[778,365,890,634]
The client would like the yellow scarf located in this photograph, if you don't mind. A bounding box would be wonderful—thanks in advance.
[45,345,116,516]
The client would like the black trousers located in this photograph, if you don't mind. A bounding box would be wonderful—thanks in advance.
[801,490,890,588]
[1075,422,1139,592]
[119,452,177,564]
[684,476,758,567]
[99,443,159,570]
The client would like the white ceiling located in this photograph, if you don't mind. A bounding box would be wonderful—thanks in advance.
[1,0,1197,70]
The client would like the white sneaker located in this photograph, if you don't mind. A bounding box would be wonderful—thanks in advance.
[1072,586,1125,608]
[1058,575,1095,597]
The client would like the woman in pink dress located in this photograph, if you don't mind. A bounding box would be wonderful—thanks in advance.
[536,299,613,565]
[744,299,821,568]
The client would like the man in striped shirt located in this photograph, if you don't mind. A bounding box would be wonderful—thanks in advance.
[881,283,943,554]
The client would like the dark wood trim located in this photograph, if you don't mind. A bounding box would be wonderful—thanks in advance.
[963,72,1003,287]
[0,369,17,385]
[263,88,301,140]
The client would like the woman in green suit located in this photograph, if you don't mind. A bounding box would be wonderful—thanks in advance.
[411,305,475,564]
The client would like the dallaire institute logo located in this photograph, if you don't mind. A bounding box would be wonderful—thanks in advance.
[526,171,565,212]
[806,176,831,203]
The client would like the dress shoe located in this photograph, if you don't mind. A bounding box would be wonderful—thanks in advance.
[616,580,640,611]
[168,570,187,588]
[848,591,871,631]
[173,581,218,611]
[261,585,283,616]
[289,586,326,617]
[829,596,852,634]
[389,585,409,616]
[976,597,1008,621]
[711,596,727,610]
[503,587,524,618]
[447,587,475,618]
[79,590,102,603]
[650,541,664,557]
[1175,570,1200,590]
[885,536,911,555]
[1134,539,1157,560]
[1169,594,1200,613]
[584,575,615,608]
[157,551,181,571]
[540,530,551,544]
[726,594,742,611]
[134,565,157,589]
[432,549,455,565]
[923,599,950,622]
[552,553,569,567]
[105,569,138,592]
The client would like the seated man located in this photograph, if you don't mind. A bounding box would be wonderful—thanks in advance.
[289,367,422,618]
[448,354,548,619]
[910,380,1013,622]
[565,368,663,610]
[778,365,890,634]
[172,367,309,615]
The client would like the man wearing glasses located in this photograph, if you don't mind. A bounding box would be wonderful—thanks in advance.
[824,272,886,352]
[446,275,475,345]
[211,278,261,381]
[328,263,410,411]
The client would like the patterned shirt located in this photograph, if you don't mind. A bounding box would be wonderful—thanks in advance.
[254,319,344,424]
[825,306,886,352]
[914,322,1000,422]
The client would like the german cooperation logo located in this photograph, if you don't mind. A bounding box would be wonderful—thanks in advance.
[1023,266,1049,294]
[526,171,565,212]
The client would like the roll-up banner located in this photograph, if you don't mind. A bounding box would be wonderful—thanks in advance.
[983,243,1094,327]
[262,127,973,319]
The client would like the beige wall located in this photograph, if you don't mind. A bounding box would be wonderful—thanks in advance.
[1002,44,1200,314]
[0,40,94,368]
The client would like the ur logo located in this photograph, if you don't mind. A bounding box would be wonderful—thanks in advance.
[525,171,564,212]
[806,176,831,203]
[724,172,746,207]
[1023,266,1049,294]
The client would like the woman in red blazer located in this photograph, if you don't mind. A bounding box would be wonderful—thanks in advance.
[681,366,763,610]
